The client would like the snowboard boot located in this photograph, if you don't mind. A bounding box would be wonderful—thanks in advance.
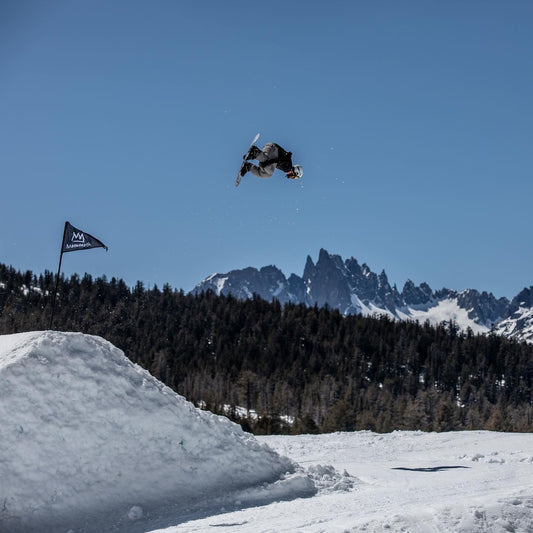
[243,146,260,161]
[239,162,251,177]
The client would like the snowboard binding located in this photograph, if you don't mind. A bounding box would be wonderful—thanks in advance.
[243,146,260,161]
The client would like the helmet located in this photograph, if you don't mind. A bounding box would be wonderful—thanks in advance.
[292,165,304,178]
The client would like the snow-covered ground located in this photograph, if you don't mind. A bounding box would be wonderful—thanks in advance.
[1,331,532,532]
[190,431,533,533]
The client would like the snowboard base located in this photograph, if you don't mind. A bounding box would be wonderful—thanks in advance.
[235,133,260,187]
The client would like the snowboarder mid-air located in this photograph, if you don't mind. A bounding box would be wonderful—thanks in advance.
[239,142,304,181]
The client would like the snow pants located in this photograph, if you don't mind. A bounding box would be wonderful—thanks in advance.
[249,143,278,178]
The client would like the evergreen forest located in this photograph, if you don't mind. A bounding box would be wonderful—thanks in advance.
[1,262,532,434]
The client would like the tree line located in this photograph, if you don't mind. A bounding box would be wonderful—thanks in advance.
[1,262,532,433]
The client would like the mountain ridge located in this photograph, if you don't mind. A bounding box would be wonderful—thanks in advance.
[192,249,532,343]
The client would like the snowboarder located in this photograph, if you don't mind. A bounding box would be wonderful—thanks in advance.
[238,142,303,181]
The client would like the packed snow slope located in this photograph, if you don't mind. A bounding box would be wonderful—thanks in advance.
[162,431,533,533]
[0,332,316,533]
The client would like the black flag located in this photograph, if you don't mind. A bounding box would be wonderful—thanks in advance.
[61,221,108,253]
[50,222,108,329]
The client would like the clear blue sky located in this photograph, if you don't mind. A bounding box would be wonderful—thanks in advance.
[1,1,532,298]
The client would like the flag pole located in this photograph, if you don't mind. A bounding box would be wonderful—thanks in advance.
[49,222,68,330]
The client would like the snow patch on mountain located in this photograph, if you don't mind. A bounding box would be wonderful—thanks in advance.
[495,306,533,342]
[206,273,229,294]
[492,287,533,343]
[398,298,490,334]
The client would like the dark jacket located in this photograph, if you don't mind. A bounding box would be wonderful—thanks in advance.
[259,143,293,173]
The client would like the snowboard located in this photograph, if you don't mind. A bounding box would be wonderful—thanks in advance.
[235,133,260,187]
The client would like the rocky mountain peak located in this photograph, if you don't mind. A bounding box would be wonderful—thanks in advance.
[192,250,533,343]
[402,279,433,307]
[509,287,533,311]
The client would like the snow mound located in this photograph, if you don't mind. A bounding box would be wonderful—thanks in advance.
[305,464,359,493]
[0,331,311,532]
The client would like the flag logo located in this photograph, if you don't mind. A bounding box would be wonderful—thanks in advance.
[71,232,85,245]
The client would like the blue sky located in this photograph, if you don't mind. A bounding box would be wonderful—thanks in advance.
[1,1,532,298]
